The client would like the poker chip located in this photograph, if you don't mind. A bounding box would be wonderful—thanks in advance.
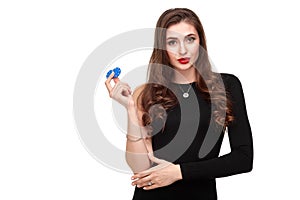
[106,67,121,79]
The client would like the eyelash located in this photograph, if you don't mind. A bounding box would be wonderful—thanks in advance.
[167,40,177,46]
[167,37,196,46]
[186,37,196,43]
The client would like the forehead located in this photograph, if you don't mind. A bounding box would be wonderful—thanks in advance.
[166,21,198,38]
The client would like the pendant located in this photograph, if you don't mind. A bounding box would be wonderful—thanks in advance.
[183,92,189,98]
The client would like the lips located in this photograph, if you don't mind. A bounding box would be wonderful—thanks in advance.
[177,57,190,64]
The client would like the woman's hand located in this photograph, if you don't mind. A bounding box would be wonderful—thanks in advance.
[131,153,183,190]
[105,72,133,108]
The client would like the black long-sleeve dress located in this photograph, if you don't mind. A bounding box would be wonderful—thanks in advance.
[132,73,253,200]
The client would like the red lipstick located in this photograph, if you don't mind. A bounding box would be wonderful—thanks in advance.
[177,58,190,64]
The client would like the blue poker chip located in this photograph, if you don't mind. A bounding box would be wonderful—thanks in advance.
[113,67,121,77]
[106,70,113,79]
[106,67,121,79]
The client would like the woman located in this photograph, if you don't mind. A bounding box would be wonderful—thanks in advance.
[105,8,253,200]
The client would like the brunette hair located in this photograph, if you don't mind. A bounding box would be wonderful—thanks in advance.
[138,8,234,134]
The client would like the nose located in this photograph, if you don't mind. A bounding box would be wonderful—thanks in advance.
[179,41,187,56]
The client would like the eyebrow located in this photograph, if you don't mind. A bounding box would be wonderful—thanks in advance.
[166,33,197,40]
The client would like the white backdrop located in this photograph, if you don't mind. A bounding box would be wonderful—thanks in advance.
[1,0,299,199]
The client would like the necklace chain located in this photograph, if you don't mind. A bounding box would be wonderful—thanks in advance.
[178,84,192,98]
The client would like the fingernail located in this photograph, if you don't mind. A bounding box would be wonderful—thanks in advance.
[131,177,134,180]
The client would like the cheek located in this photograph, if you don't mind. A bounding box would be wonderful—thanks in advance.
[166,51,178,66]
[166,50,176,60]
[186,45,199,64]
[166,46,178,57]
[190,45,199,58]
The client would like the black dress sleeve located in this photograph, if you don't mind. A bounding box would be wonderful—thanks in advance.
[180,74,253,180]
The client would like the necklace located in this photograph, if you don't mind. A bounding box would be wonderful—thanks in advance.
[178,84,192,98]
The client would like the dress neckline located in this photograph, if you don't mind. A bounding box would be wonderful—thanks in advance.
[170,81,196,86]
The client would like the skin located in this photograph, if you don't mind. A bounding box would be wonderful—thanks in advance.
[105,72,182,190]
[166,21,200,83]
[105,21,200,190]
[105,72,152,173]
[131,22,200,190]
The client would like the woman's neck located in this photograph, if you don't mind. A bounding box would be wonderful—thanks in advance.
[172,67,197,84]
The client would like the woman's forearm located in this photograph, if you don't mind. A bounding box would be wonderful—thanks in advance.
[125,103,151,173]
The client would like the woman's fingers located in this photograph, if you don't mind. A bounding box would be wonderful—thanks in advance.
[131,169,152,180]
[105,72,132,107]
[143,184,157,190]
[131,172,161,190]
[131,175,153,188]
[131,164,161,181]
[131,156,173,189]
[111,82,131,97]
[113,77,120,83]
[105,72,122,93]
[105,72,115,93]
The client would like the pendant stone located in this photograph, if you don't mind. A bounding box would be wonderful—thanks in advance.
[183,92,189,98]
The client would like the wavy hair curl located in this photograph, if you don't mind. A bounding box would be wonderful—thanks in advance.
[138,8,234,133]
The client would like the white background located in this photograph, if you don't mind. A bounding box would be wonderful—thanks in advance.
[1,0,300,199]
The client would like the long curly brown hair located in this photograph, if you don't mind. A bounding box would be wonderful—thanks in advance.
[137,8,234,133]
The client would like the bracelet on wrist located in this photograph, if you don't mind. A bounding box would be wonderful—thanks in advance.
[126,135,143,142]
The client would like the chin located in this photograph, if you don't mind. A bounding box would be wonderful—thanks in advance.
[172,63,194,71]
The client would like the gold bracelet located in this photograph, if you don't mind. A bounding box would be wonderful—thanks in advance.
[126,135,143,142]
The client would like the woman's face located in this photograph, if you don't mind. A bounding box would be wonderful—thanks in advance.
[166,21,200,73]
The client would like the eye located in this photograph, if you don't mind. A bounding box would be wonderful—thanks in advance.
[167,40,177,46]
[186,37,196,43]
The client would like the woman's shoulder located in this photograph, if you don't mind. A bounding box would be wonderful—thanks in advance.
[219,72,240,82]
[216,72,243,89]
[132,84,147,99]
[216,72,246,98]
